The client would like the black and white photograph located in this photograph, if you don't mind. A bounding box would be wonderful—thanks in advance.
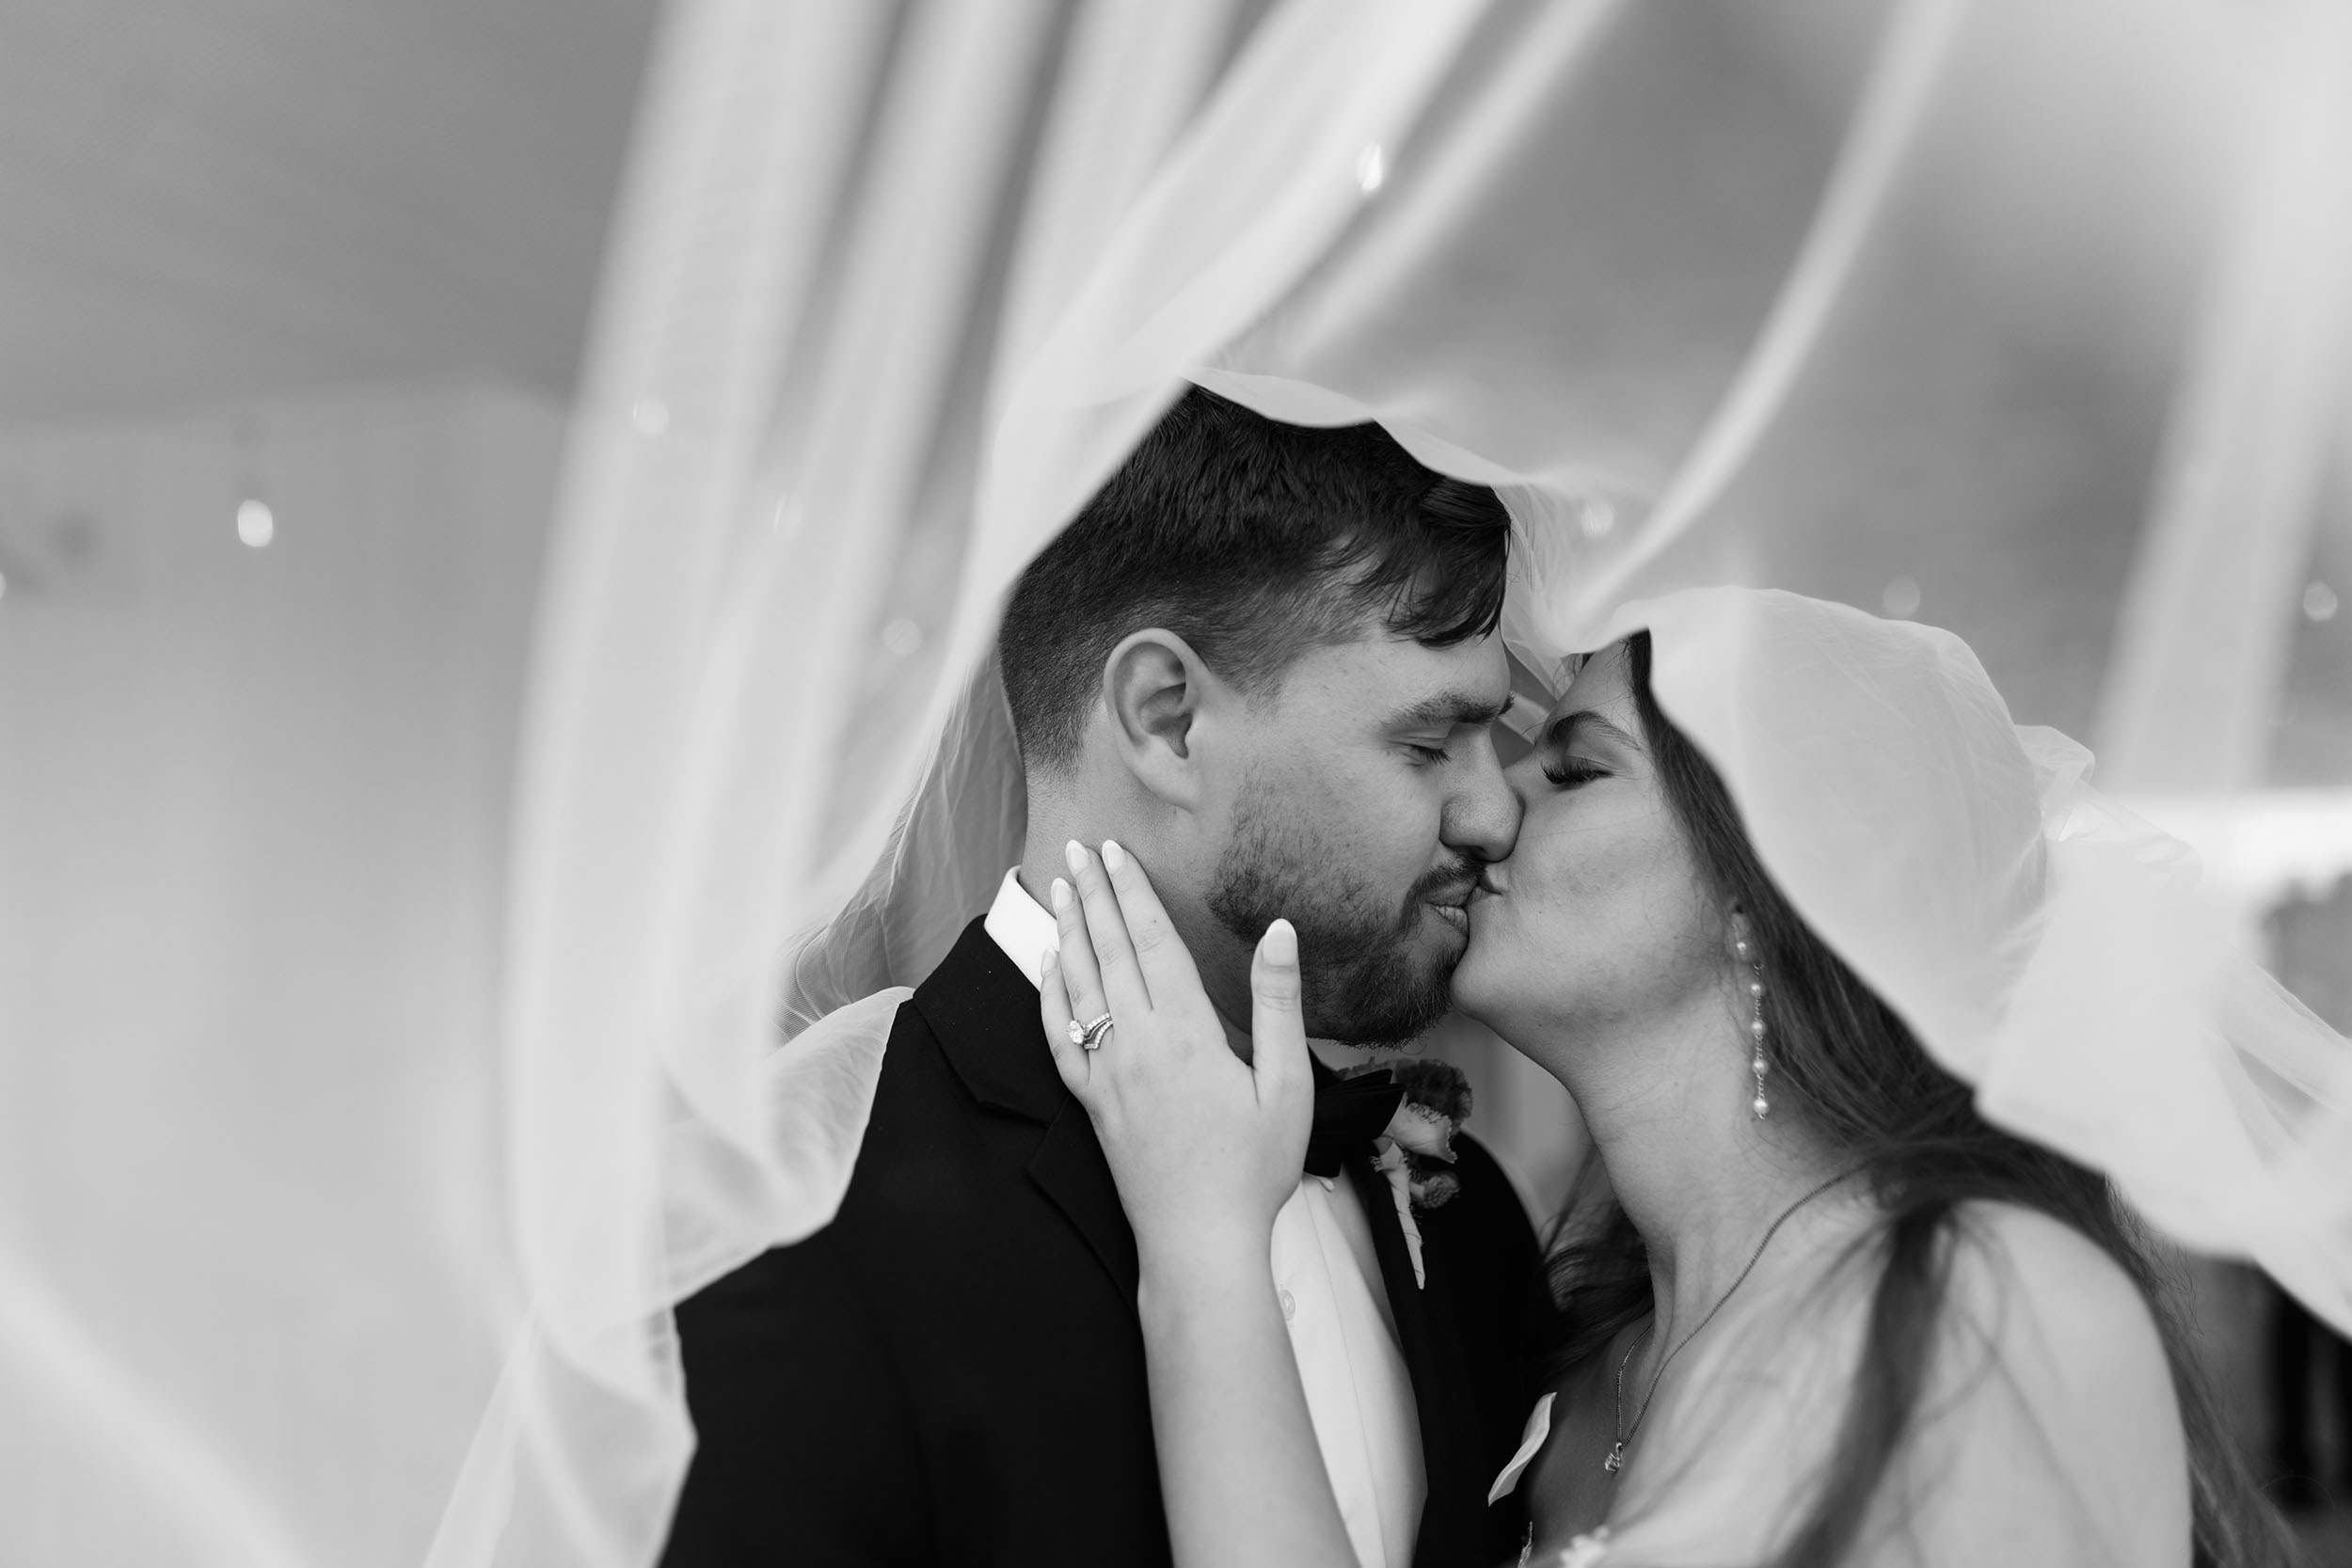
[2,3,2349,1565]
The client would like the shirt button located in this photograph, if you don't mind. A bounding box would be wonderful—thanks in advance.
[1279,1289,1296,1323]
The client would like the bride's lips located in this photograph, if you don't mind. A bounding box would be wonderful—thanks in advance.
[1468,869,1505,921]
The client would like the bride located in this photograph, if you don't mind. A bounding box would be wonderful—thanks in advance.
[1036,588,2300,1567]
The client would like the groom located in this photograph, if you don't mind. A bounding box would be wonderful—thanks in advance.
[661,388,1539,1568]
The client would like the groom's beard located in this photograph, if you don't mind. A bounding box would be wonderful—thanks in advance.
[1208,793,1472,1048]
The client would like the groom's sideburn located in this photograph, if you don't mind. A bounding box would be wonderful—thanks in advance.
[660,919,1538,1568]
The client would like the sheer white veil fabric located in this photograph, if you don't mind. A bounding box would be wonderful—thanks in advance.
[1600,588,2352,1330]
[442,1,2349,1563]
[436,2,1499,1562]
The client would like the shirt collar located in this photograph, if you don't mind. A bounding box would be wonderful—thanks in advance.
[983,866,1058,992]
[990,862,1274,1062]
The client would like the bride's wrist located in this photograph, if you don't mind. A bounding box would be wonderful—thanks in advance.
[1135,1224,1273,1306]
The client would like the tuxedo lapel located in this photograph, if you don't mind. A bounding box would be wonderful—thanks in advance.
[1028,1100,1139,1296]
[917,919,1138,1299]
[914,920,1065,1120]
[1347,1152,1483,1568]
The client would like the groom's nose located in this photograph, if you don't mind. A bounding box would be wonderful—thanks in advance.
[1440,727,1521,863]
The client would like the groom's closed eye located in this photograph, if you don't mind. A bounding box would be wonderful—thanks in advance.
[1387,692,1509,733]
[1388,692,1509,763]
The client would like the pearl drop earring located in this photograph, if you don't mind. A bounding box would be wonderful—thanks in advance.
[1736,936,1770,1118]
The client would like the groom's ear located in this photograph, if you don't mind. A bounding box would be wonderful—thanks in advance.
[1102,628,1223,809]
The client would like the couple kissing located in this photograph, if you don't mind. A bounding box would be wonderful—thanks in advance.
[661,388,2285,1568]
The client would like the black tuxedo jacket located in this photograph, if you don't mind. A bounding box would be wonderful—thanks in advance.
[661,918,1539,1567]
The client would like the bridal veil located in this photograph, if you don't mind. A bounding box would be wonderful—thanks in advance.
[1607,586,2352,1336]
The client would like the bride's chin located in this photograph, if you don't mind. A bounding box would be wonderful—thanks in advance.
[1449,926,1538,1031]
[1446,942,1500,1021]
[1447,988,1503,1034]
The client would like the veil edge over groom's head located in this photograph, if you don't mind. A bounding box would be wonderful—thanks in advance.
[998,385,1511,773]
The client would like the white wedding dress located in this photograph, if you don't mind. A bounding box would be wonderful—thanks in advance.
[1493,1395,1611,1567]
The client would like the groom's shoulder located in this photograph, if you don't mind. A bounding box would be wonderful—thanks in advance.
[689,922,1043,1297]
[829,918,1059,1212]
[875,914,1059,1122]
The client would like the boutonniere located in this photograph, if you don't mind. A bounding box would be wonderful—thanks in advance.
[1387,1058,1471,1212]
[1343,1058,1472,1213]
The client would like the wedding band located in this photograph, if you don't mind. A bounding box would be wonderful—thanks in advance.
[1077,1012,1115,1052]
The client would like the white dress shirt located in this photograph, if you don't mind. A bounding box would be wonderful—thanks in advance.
[985,867,1426,1568]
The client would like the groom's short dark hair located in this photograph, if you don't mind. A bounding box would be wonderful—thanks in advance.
[998,387,1511,768]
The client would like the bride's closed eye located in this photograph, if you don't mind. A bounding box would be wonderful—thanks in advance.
[1540,755,1609,788]
[1536,709,1636,790]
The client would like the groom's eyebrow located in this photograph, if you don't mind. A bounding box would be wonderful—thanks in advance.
[1386,692,1509,731]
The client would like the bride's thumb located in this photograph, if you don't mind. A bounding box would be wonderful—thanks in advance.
[1250,919,1309,1093]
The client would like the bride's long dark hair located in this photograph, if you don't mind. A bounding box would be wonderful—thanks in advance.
[1534,632,2302,1568]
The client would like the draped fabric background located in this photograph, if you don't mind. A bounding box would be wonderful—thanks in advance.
[1,1,2346,1564]
[0,384,562,1564]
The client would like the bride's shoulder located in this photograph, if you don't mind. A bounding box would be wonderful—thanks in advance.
[1899,1199,2189,1565]
[1941,1199,2169,1398]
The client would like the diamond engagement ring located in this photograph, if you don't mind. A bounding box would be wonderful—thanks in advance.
[1070,1012,1115,1052]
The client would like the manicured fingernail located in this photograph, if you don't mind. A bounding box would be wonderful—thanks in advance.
[1064,839,1087,875]
[1102,839,1126,873]
[1051,878,1073,912]
[1262,918,1296,965]
[1041,947,1057,973]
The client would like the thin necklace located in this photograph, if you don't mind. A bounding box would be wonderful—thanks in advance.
[1603,1166,1861,1476]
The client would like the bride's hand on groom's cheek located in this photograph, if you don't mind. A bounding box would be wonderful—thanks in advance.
[1041,840,1314,1265]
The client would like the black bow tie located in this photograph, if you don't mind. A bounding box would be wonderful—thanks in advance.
[1304,1069,1405,1179]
